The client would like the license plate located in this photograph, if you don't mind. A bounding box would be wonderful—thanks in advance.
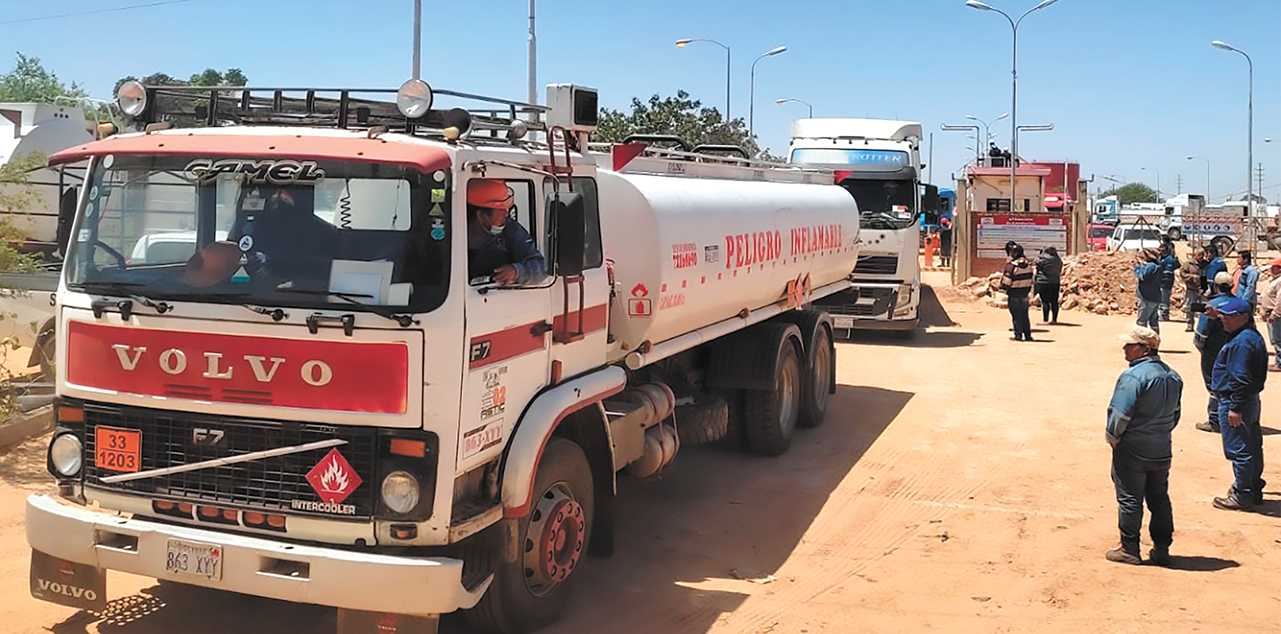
[95,426,141,473]
[166,539,223,581]
[832,316,855,329]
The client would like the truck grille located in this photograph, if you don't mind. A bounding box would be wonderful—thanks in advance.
[816,287,895,318]
[854,255,899,276]
[82,403,378,519]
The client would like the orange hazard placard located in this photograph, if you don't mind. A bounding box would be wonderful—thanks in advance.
[95,427,141,473]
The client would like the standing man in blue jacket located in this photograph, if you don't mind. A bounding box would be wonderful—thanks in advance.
[1233,250,1260,312]
[1133,248,1163,333]
[1105,325,1182,566]
[1209,296,1268,511]
[1157,241,1179,321]
[1202,246,1227,294]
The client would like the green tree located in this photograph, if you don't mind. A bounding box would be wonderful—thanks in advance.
[114,68,248,94]
[0,53,87,104]
[0,152,43,273]
[596,91,780,160]
[1102,183,1159,205]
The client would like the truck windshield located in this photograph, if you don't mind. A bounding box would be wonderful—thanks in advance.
[65,154,450,313]
[841,179,917,230]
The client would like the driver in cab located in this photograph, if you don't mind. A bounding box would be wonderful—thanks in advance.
[467,178,546,285]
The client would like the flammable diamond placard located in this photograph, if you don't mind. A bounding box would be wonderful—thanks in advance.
[305,448,363,504]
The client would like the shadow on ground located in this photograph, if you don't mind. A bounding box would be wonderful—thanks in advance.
[1161,555,1240,572]
[44,386,913,634]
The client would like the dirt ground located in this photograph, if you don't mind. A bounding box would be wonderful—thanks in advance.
[0,270,1276,633]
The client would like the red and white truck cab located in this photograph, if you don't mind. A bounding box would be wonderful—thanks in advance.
[27,79,860,634]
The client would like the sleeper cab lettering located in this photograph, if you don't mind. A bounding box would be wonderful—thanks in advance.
[183,159,326,185]
[110,345,333,386]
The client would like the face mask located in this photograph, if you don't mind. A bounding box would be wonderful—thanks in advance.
[488,224,504,236]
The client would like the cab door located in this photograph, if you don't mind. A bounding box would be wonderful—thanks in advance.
[542,175,611,379]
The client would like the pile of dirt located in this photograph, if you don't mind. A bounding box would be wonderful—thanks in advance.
[954,251,1192,317]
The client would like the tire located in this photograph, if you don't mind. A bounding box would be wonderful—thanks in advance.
[1167,227,1182,241]
[1210,235,1235,259]
[798,326,833,429]
[717,388,748,451]
[464,438,593,634]
[744,338,802,456]
[674,395,729,446]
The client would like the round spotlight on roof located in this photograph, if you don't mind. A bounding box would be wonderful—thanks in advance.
[116,80,148,118]
[396,79,434,119]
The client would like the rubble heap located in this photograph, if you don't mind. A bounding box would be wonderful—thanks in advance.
[955,251,1191,317]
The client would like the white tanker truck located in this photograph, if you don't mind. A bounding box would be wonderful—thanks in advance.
[25,80,860,634]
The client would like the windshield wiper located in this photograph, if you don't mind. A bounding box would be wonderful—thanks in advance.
[73,281,172,316]
[277,289,419,328]
[158,291,291,322]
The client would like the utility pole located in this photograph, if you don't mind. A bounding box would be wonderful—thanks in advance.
[1257,163,1265,201]
[928,132,934,184]
[527,0,538,107]
[412,0,422,79]
[1176,174,1182,194]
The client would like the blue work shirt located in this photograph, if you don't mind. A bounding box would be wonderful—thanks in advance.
[1107,356,1183,461]
[1203,257,1227,290]
[468,220,547,285]
[1210,326,1268,412]
[1159,254,1179,288]
[1235,265,1260,306]
[1133,262,1163,302]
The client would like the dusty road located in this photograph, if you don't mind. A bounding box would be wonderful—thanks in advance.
[1,270,1277,633]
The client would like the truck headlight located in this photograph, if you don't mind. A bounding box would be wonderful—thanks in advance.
[896,285,913,309]
[49,434,83,477]
[381,471,420,514]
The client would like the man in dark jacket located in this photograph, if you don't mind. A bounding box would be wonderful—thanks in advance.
[1209,296,1268,511]
[1194,277,1238,433]
[1035,246,1063,325]
[466,179,546,285]
[1105,325,1182,566]
[1158,242,1180,321]
[1001,244,1035,341]
[1180,249,1206,332]
[1134,248,1163,334]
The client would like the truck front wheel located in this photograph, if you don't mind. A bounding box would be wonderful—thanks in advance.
[744,338,802,456]
[465,438,594,634]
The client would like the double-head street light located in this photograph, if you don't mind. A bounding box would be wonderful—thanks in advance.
[1186,155,1211,202]
[966,112,1008,153]
[749,45,787,139]
[1140,166,1161,199]
[676,38,731,118]
[941,123,983,163]
[776,98,813,118]
[1212,40,1253,226]
[966,0,1064,212]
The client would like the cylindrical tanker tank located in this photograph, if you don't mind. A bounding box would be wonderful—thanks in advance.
[597,171,860,363]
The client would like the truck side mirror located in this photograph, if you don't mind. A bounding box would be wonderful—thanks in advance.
[922,184,940,215]
[57,186,78,258]
[547,191,585,277]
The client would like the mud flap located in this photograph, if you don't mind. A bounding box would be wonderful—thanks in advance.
[337,609,439,634]
[29,549,106,612]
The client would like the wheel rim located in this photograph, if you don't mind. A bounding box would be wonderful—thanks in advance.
[779,350,799,436]
[523,483,586,597]
[812,334,831,412]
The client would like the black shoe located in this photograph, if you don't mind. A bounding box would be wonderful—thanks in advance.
[1213,496,1254,512]
[1195,421,1220,433]
[1106,546,1142,565]
[1024,335,1034,342]
[1148,547,1170,567]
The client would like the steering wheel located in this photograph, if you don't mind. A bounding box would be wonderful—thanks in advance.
[93,240,127,269]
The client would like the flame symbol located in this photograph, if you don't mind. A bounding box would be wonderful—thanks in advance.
[319,459,349,493]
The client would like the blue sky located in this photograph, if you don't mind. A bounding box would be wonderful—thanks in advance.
[3,0,1278,203]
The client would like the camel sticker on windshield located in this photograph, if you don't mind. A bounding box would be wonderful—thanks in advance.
[183,159,326,185]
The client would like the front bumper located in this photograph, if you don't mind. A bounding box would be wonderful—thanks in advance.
[832,316,918,331]
[26,493,488,616]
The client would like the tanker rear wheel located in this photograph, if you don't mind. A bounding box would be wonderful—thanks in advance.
[675,395,729,446]
[798,325,833,429]
[744,338,802,456]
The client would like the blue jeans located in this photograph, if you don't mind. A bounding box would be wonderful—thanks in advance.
[1111,449,1173,551]
[1160,285,1173,321]
[1136,298,1161,334]
[1218,395,1265,503]
[1269,319,1281,369]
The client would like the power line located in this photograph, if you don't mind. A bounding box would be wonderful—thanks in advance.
[0,0,200,26]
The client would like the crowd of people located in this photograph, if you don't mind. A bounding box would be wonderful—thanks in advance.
[996,238,1275,566]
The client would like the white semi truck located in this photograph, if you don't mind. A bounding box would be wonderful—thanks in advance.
[787,118,923,336]
[26,79,860,634]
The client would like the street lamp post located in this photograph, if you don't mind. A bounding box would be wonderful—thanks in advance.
[749,46,787,139]
[1141,166,1161,200]
[1186,155,1211,202]
[1212,40,1254,239]
[676,38,731,119]
[966,0,1063,212]
[965,112,1008,158]
[775,98,813,118]
[941,123,983,163]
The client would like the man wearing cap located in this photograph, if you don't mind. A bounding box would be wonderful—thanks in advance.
[1194,289,1240,433]
[1133,248,1163,333]
[1259,258,1281,371]
[1209,296,1268,511]
[1233,250,1260,311]
[1105,325,1182,565]
[466,179,546,285]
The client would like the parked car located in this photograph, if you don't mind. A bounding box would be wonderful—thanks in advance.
[1088,223,1114,252]
[1106,225,1164,252]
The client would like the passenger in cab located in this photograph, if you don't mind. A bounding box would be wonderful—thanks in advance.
[467,178,546,285]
